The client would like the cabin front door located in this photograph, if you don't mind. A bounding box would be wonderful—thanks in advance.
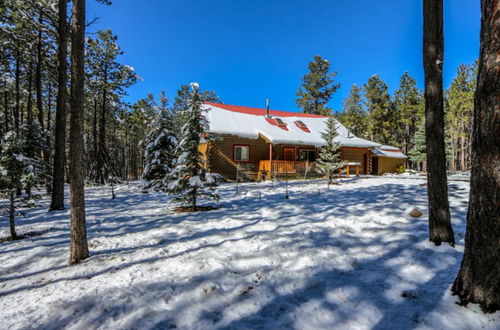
[284,147,295,161]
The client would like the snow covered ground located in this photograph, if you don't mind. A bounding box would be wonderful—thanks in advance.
[1,177,498,330]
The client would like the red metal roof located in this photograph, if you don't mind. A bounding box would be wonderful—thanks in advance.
[204,102,328,118]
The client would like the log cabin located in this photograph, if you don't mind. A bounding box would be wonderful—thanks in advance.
[200,103,407,181]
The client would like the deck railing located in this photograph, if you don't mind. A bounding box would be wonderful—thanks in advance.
[258,160,361,177]
[259,160,316,174]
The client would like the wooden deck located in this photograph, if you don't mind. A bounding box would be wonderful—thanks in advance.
[258,160,361,180]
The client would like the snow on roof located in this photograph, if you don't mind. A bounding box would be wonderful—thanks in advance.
[203,103,381,148]
[372,145,407,159]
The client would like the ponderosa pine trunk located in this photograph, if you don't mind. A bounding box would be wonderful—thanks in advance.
[50,0,68,211]
[36,11,51,195]
[14,49,20,133]
[460,133,466,171]
[451,0,500,314]
[36,11,44,129]
[98,68,107,185]
[423,0,454,246]
[68,0,89,264]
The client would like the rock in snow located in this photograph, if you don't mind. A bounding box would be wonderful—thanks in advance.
[408,207,423,218]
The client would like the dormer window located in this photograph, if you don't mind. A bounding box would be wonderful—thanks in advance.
[265,117,288,130]
[275,118,285,126]
[294,120,311,133]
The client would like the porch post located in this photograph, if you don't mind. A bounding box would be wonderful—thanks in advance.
[269,143,273,179]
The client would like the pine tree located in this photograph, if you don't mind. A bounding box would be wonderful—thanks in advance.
[68,0,89,264]
[50,0,69,211]
[296,55,340,116]
[0,131,44,240]
[316,116,344,183]
[408,120,452,170]
[452,0,500,313]
[394,72,423,156]
[339,84,369,139]
[408,121,426,169]
[20,122,49,192]
[172,84,221,136]
[86,29,137,185]
[423,0,454,246]
[364,74,394,144]
[142,95,177,192]
[167,83,221,211]
[445,63,476,172]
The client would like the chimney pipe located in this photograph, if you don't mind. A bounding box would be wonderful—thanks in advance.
[266,98,270,118]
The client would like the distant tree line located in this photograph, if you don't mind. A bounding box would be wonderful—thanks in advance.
[296,55,476,172]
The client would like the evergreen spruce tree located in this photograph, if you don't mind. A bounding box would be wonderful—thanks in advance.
[296,55,340,116]
[142,97,177,192]
[316,116,344,183]
[409,121,452,170]
[167,83,220,211]
[339,84,369,139]
[408,121,427,169]
[364,74,394,144]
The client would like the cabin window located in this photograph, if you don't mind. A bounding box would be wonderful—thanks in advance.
[299,149,316,162]
[234,145,250,162]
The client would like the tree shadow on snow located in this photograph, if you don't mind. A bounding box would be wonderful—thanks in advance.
[0,180,473,329]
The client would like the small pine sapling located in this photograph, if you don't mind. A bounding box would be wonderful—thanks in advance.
[316,116,344,186]
[167,83,221,211]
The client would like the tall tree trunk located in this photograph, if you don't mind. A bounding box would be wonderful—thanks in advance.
[452,0,499,314]
[98,66,108,185]
[25,64,35,197]
[68,0,89,264]
[27,63,33,125]
[460,133,466,171]
[423,0,454,246]
[93,97,98,157]
[3,89,8,133]
[450,135,456,172]
[50,0,68,211]
[47,84,52,136]
[15,51,20,132]
[9,190,17,240]
[36,11,44,129]
[35,11,52,194]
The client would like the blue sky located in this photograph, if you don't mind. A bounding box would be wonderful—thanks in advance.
[87,0,480,113]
